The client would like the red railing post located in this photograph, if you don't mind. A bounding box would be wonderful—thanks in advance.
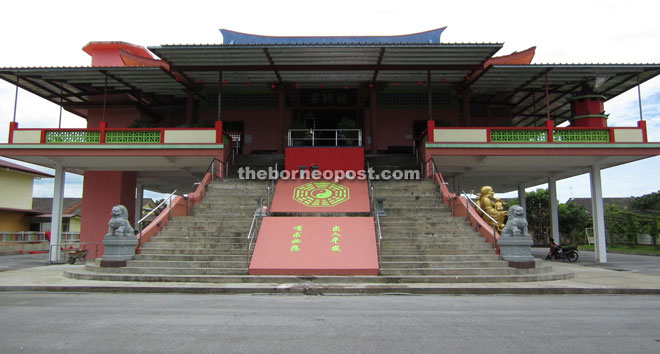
[8,122,17,143]
[99,121,107,143]
[426,120,435,143]
[546,120,554,143]
[638,120,648,143]
[215,120,223,144]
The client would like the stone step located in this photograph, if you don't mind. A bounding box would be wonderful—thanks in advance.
[379,221,466,228]
[378,216,460,223]
[379,229,479,237]
[153,236,246,242]
[67,266,568,284]
[379,266,550,276]
[379,261,509,269]
[127,260,248,268]
[166,219,254,226]
[140,248,248,256]
[380,234,483,241]
[374,192,440,197]
[379,248,494,256]
[380,243,494,251]
[134,254,248,262]
[199,195,264,200]
[372,184,437,189]
[381,201,447,207]
[163,223,250,231]
[142,242,248,250]
[382,238,489,245]
[91,266,247,276]
[379,254,501,262]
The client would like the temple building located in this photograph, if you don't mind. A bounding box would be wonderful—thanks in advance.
[1,27,659,277]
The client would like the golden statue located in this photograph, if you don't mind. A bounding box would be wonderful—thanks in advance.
[476,186,506,233]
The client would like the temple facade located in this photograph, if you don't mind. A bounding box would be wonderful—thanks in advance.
[1,27,659,266]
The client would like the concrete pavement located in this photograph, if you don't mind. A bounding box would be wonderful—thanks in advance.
[1,252,660,294]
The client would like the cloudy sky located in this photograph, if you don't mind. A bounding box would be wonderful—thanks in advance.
[0,0,658,201]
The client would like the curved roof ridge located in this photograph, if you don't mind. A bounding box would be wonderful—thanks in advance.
[219,27,447,45]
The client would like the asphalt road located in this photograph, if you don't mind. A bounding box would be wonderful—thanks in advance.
[0,293,659,354]
[532,247,660,275]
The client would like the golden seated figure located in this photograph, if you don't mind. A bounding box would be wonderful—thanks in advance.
[476,186,506,233]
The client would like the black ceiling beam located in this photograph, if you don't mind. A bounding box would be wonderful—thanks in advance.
[510,81,578,117]
[492,68,553,104]
[47,80,88,102]
[595,73,638,97]
[16,76,75,104]
[171,64,482,72]
[464,64,493,89]
[518,82,584,117]
[511,82,584,125]
[262,48,282,83]
[100,70,173,106]
[372,47,386,82]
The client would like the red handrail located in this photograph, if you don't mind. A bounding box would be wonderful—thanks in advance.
[423,158,500,253]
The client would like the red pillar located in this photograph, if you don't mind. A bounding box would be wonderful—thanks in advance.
[427,120,435,142]
[80,171,137,257]
[638,120,648,142]
[8,122,18,143]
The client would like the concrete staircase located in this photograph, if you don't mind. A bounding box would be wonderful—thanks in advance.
[80,179,267,277]
[66,156,569,284]
[375,179,553,280]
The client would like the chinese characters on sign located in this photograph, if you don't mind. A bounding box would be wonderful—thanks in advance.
[300,89,356,107]
[330,225,342,253]
[290,225,303,252]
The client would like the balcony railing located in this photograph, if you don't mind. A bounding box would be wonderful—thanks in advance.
[7,121,231,146]
[288,129,362,147]
[0,231,79,243]
[426,120,648,144]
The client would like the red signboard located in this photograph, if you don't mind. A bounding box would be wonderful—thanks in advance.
[249,217,378,275]
[270,179,370,213]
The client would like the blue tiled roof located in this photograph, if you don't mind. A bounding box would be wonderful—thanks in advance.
[220,28,446,45]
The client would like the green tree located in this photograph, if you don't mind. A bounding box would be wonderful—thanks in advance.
[630,191,660,211]
[605,204,626,245]
[524,189,550,244]
[558,201,591,243]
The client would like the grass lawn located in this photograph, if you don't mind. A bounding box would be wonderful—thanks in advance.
[580,244,660,256]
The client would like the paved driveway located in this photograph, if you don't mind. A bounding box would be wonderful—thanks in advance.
[0,253,50,272]
[533,247,660,275]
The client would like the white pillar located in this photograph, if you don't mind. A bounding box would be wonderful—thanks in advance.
[134,183,144,229]
[548,176,560,244]
[518,185,526,210]
[49,165,65,263]
[590,165,608,263]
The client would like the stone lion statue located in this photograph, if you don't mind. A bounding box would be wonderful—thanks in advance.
[501,205,528,237]
[108,205,134,236]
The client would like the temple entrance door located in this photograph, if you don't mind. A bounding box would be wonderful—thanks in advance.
[296,109,361,146]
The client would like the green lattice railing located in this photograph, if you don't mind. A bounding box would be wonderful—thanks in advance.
[490,129,548,142]
[105,130,161,144]
[553,129,610,143]
[45,130,101,143]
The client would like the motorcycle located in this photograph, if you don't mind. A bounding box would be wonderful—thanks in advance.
[545,244,579,262]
